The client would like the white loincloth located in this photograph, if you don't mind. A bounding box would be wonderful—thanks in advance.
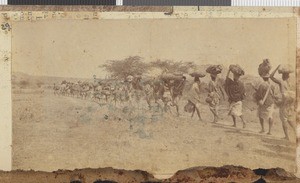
[257,104,274,120]
[228,101,243,117]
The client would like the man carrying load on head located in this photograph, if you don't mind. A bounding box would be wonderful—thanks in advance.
[187,71,206,121]
[206,65,225,123]
[125,75,135,105]
[255,59,275,135]
[270,64,296,140]
[224,64,246,128]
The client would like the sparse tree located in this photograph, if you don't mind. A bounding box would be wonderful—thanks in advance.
[100,56,150,79]
[150,59,196,74]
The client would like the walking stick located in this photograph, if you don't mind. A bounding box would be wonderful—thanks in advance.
[261,84,271,106]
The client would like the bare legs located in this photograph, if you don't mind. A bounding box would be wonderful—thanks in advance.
[280,107,296,140]
[209,107,218,123]
[231,115,246,128]
[282,120,289,140]
[231,115,236,127]
[196,107,203,121]
[191,103,203,121]
[268,118,273,135]
[259,118,265,133]
[191,106,195,118]
[281,119,296,140]
[259,117,273,135]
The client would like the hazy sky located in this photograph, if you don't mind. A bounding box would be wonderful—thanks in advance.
[12,18,296,79]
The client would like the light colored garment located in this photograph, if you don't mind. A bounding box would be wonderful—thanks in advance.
[257,104,274,120]
[207,80,222,108]
[278,80,295,122]
[188,82,201,105]
[209,102,219,116]
[208,92,220,108]
[279,106,295,122]
[279,80,290,95]
[163,90,172,102]
[228,101,243,117]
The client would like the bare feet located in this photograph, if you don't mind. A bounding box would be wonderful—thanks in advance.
[282,136,289,140]
[259,130,265,133]
[232,124,236,127]
[213,117,218,123]
[243,123,246,129]
[267,132,271,135]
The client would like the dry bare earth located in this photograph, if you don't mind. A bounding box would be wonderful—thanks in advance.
[12,75,297,179]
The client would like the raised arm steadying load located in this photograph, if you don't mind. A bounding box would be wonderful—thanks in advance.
[224,68,231,96]
[270,64,281,85]
[226,68,231,79]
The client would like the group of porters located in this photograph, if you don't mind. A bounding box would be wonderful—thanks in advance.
[185,59,295,141]
[184,59,295,140]
[54,59,296,140]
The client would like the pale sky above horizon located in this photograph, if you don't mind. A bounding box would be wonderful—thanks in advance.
[12,18,296,79]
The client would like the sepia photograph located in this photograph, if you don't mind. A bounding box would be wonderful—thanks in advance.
[11,18,297,177]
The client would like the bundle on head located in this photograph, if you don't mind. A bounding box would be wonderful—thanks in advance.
[161,73,182,82]
[206,65,223,75]
[190,71,206,78]
[258,59,272,77]
[229,64,245,76]
[278,64,293,74]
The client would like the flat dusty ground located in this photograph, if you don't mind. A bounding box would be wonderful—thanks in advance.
[12,89,296,178]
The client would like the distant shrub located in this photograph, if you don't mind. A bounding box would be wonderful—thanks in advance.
[19,80,30,89]
[36,81,44,88]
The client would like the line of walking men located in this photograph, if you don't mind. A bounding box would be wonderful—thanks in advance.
[189,60,296,140]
